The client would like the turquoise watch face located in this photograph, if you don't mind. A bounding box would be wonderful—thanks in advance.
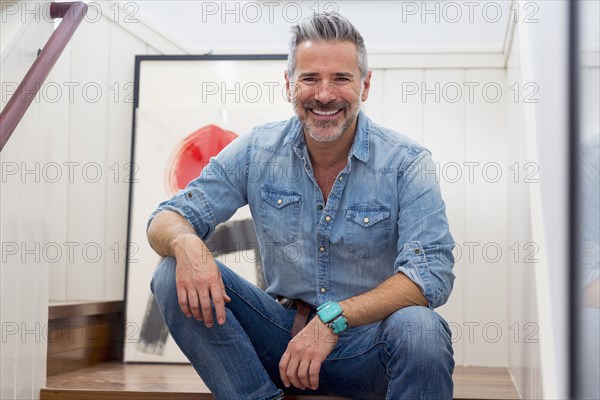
[329,315,349,334]
[317,301,343,323]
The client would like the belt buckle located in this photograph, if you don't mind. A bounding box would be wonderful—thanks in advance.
[277,297,295,309]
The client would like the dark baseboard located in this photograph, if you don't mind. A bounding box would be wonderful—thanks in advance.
[47,300,124,376]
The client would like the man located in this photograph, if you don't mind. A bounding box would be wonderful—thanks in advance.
[148,12,455,400]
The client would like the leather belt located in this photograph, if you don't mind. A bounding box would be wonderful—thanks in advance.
[277,297,314,337]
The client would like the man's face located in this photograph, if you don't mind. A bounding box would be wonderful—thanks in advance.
[285,40,371,144]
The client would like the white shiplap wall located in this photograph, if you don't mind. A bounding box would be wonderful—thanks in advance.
[44,13,160,301]
[1,2,52,398]
[365,68,510,367]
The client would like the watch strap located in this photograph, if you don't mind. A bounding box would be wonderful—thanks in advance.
[317,301,349,335]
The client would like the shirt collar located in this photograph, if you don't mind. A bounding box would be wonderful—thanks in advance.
[351,111,370,163]
[284,110,371,163]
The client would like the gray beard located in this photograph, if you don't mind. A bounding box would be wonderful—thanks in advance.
[303,117,353,143]
[301,99,362,143]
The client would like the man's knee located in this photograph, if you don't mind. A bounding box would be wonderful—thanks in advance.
[150,257,234,304]
[380,306,453,364]
[150,256,178,301]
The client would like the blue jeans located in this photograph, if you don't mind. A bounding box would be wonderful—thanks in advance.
[151,257,454,400]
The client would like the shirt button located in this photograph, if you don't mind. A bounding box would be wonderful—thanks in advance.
[319,246,326,252]
[363,217,369,224]
[320,287,327,293]
[338,176,344,182]
[317,205,323,210]
[414,249,421,254]
[277,198,283,205]
[325,215,331,222]
[187,192,193,199]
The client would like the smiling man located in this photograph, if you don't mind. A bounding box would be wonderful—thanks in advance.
[147,13,455,400]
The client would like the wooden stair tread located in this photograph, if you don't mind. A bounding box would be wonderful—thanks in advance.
[41,361,520,399]
[49,300,124,319]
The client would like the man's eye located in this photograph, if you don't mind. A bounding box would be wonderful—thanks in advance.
[302,78,317,85]
[335,77,350,84]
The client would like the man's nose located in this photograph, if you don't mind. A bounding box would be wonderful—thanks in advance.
[314,81,337,103]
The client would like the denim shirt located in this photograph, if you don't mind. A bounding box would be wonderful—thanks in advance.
[149,111,455,309]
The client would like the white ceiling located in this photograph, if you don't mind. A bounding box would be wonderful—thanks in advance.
[127,1,513,54]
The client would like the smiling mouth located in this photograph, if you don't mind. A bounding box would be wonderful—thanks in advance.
[310,108,342,116]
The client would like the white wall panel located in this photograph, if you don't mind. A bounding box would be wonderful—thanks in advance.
[0,10,26,397]
[506,24,541,399]
[361,69,383,123]
[364,67,508,367]
[0,2,53,398]
[519,4,570,396]
[14,84,42,400]
[46,10,164,302]
[103,22,148,301]
[353,67,507,367]
[422,69,467,366]
[381,69,425,144]
[0,92,22,400]
[65,16,111,300]
[44,44,71,301]
[463,69,508,366]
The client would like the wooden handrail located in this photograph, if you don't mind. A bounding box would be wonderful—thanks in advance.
[0,2,87,152]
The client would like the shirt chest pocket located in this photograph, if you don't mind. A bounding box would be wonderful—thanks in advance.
[345,206,392,259]
[260,186,302,245]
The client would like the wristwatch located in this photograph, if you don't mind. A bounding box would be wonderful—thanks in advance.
[316,301,349,335]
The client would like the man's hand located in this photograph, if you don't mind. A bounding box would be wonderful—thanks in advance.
[279,317,339,390]
[172,233,231,327]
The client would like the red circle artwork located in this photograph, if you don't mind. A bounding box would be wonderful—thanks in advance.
[166,124,237,195]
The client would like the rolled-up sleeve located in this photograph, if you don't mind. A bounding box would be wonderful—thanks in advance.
[147,130,253,240]
[394,149,455,309]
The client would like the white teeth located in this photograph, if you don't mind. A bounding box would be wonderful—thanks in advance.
[312,109,340,116]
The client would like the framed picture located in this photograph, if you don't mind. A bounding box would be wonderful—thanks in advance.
[125,55,290,362]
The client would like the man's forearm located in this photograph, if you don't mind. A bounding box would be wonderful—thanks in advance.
[148,210,231,325]
[339,272,428,328]
[147,210,199,257]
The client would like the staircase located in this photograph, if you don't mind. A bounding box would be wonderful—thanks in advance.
[41,301,519,400]
[41,361,519,399]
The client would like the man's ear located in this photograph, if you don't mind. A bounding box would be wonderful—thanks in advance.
[284,70,292,103]
[361,71,372,102]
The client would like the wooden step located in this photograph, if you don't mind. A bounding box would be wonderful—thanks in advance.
[41,361,520,399]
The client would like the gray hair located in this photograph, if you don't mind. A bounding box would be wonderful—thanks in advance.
[287,12,368,80]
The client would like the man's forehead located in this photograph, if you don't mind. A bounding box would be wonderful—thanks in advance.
[297,71,355,78]
[294,40,360,72]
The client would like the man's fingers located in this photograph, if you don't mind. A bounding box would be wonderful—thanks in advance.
[279,352,291,387]
[221,280,231,303]
[297,359,312,389]
[210,283,227,325]
[176,287,192,318]
[197,287,214,327]
[285,354,304,389]
[187,289,202,320]
[309,360,322,390]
